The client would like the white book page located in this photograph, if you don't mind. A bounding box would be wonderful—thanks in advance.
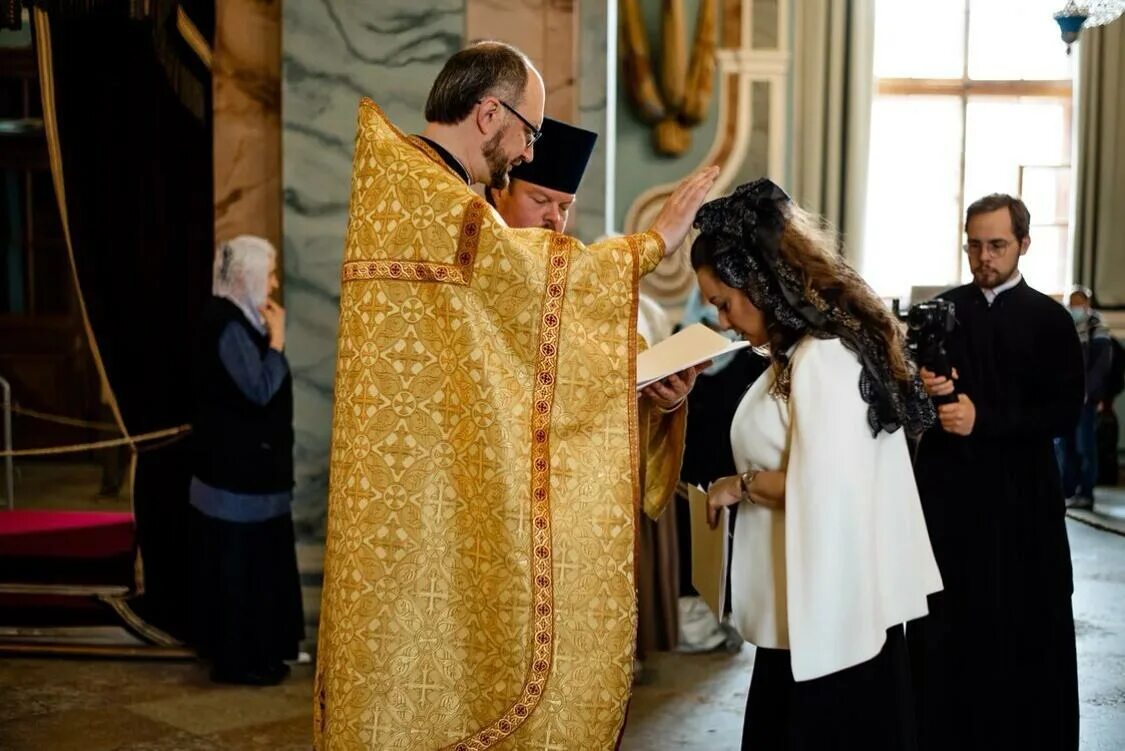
[636,323,750,390]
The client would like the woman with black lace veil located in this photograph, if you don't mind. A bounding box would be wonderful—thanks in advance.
[693,179,943,749]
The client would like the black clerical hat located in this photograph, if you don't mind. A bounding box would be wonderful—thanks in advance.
[509,117,598,195]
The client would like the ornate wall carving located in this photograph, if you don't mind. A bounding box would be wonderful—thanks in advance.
[624,0,790,310]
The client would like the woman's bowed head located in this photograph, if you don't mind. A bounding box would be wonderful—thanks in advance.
[690,178,935,523]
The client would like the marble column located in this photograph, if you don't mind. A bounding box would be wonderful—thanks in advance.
[465,0,610,244]
[465,0,611,243]
[576,0,614,243]
[213,0,282,252]
[465,0,577,123]
[282,2,464,536]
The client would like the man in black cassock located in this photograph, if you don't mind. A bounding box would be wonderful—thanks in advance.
[908,193,1085,751]
[486,116,596,234]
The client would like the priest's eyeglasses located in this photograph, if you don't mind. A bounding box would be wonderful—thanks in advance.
[963,239,1012,258]
[484,98,543,148]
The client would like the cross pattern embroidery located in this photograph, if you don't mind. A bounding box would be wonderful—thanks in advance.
[420,576,449,616]
[342,200,484,288]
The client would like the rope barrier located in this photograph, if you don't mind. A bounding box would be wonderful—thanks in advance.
[11,404,119,432]
[135,431,192,454]
[0,425,191,458]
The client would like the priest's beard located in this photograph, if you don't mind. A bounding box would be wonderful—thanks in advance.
[483,130,514,190]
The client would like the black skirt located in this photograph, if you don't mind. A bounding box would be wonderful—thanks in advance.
[189,507,305,674]
[742,626,917,750]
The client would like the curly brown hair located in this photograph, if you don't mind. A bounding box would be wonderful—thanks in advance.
[692,178,934,437]
[776,207,912,381]
[693,205,913,400]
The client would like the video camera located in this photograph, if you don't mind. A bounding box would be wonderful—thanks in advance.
[905,299,958,405]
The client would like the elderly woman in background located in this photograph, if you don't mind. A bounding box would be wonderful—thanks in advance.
[190,235,304,686]
[692,179,942,749]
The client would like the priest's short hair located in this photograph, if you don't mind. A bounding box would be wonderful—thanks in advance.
[425,41,532,125]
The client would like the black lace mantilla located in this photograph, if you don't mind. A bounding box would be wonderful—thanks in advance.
[694,178,935,438]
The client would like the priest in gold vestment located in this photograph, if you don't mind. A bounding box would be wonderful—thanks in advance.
[315,42,717,750]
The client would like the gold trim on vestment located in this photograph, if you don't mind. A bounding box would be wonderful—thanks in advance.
[341,200,484,287]
[627,239,643,522]
[445,233,573,751]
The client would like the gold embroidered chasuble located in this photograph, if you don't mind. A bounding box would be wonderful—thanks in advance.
[315,99,684,750]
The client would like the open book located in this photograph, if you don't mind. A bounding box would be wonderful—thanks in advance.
[636,322,750,390]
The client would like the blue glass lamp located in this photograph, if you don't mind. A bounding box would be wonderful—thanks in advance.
[1054,8,1089,54]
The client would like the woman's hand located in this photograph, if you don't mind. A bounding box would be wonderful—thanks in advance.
[260,300,286,351]
[706,475,743,529]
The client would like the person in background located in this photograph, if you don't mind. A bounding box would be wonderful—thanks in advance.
[1056,285,1114,509]
[189,235,304,686]
[486,116,595,234]
[633,292,683,668]
[1097,332,1125,486]
[909,194,1084,751]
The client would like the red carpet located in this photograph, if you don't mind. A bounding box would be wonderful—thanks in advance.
[0,510,135,558]
[0,508,139,631]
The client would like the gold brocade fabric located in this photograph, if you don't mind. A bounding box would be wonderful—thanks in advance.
[639,393,687,522]
[314,99,679,750]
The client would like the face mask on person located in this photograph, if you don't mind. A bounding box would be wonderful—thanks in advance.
[1069,306,1089,324]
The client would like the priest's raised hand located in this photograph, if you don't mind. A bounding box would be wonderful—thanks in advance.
[649,166,720,255]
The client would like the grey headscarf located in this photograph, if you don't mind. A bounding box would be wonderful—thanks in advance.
[213,235,275,333]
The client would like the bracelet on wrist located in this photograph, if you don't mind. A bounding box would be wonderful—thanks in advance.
[739,470,759,504]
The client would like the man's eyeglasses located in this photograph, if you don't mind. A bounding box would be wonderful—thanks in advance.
[482,98,542,148]
[963,239,1013,258]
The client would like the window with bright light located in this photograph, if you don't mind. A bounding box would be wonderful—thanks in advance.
[864,0,1075,300]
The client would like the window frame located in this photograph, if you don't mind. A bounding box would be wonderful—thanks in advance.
[871,1,1074,292]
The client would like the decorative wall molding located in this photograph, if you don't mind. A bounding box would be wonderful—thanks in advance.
[620,0,718,156]
[213,0,281,255]
[624,0,791,308]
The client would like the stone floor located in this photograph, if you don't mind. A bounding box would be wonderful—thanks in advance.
[1069,485,1125,536]
[1,519,1122,750]
[1068,511,1125,750]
